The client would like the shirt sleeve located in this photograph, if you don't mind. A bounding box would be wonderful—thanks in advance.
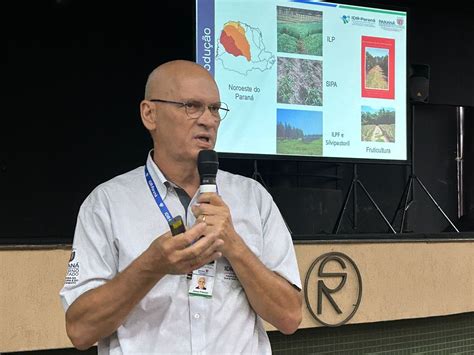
[255,182,302,290]
[59,187,118,311]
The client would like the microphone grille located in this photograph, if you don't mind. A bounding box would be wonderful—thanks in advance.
[198,150,219,176]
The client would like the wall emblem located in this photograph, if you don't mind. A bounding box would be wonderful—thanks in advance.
[304,252,362,326]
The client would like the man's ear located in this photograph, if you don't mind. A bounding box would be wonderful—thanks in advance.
[140,100,157,130]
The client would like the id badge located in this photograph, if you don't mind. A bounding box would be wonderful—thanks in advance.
[188,260,217,298]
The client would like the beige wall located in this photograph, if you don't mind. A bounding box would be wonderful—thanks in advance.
[295,241,474,329]
[0,247,73,352]
[1,241,473,352]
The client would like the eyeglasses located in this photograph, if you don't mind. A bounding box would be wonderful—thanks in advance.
[150,99,230,121]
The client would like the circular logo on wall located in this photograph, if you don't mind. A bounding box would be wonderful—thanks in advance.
[304,252,362,327]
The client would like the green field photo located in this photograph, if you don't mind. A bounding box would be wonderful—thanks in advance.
[277,138,323,155]
[277,6,323,56]
[277,108,323,156]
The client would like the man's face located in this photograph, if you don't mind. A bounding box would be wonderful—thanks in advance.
[198,278,206,289]
[151,69,221,164]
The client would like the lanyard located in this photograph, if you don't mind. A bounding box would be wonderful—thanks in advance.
[144,165,173,223]
[145,164,218,299]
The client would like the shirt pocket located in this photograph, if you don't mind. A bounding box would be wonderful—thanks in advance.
[215,257,242,291]
[215,233,259,287]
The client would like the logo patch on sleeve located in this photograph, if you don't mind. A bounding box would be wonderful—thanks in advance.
[65,249,80,285]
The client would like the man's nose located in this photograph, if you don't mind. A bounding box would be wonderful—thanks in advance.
[197,107,219,126]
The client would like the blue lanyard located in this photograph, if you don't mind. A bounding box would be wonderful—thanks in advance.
[144,165,173,223]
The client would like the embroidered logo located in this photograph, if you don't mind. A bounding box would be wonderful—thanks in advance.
[65,249,80,285]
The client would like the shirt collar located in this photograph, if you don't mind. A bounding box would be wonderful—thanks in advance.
[145,149,221,198]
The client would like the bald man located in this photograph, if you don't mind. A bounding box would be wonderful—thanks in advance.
[60,60,302,354]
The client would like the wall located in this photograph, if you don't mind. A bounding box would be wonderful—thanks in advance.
[1,239,473,352]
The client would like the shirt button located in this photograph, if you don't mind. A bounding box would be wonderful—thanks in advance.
[194,313,200,319]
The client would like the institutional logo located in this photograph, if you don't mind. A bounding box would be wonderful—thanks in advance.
[304,252,362,326]
[65,248,80,285]
[347,15,376,28]
[378,17,405,31]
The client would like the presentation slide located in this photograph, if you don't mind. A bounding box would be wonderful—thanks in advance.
[196,0,407,160]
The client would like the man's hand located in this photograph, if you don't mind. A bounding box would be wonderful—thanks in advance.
[145,222,223,275]
[191,193,241,258]
[65,222,223,350]
[191,192,302,334]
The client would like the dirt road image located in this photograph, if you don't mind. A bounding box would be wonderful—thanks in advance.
[361,106,395,143]
[366,65,388,90]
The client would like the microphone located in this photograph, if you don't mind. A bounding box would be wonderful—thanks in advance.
[198,149,219,193]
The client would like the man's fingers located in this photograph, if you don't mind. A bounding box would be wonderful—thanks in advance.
[194,214,207,224]
[192,204,221,220]
[151,223,223,275]
[158,230,173,241]
[173,222,207,249]
[187,238,224,270]
[190,251,222,271]
[191,204,203,218]
[196,238,223,261]
[197,193,225,206]
[180,232,222,263]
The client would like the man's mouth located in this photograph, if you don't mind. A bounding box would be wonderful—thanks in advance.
[196,135,210,143]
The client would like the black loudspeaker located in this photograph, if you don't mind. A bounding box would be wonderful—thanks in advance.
[409,64,430,102]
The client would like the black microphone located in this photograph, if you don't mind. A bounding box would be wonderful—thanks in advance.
[197,149,219,193]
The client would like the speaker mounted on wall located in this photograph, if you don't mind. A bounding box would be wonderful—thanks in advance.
[409,64,430,103]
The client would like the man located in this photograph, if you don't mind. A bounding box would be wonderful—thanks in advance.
[195,277,207,290]
[60,60,302,354]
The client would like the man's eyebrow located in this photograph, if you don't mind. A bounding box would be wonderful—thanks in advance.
[183,98,220,104]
